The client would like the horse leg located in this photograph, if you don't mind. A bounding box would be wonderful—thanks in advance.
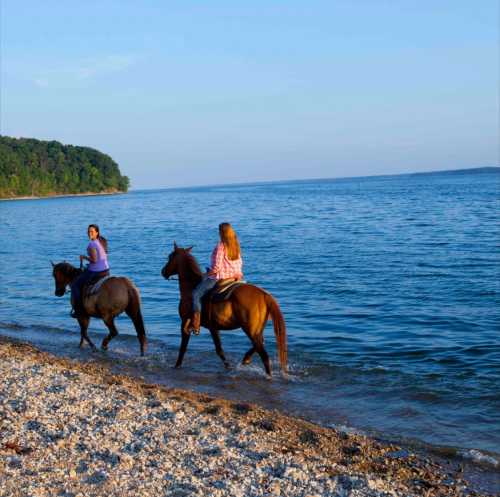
[77,316,96,351]
[243,335,266,365]
[209,329,230,369]
[242,346,256,365]
[245,330,271,376]
[126,306,147,357]
[101,316,118,351]
[175,324,191,368]
[255,341,271,377]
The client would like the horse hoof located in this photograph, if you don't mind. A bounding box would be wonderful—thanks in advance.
[242,358,251,366]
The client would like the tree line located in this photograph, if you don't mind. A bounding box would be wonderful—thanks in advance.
[0,135,129,198]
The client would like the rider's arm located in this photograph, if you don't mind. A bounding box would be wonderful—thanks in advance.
[207,242,224,277]
[80,247,98,264]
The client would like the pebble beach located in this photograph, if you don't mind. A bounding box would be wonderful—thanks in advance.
[0,337,494,497]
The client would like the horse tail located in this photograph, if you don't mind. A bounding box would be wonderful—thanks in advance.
[266,293,288,373]
[126,281,147,355]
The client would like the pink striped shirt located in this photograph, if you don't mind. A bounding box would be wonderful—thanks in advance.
[209,242,243,280]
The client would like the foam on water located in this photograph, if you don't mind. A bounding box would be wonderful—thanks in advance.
[461,450,499,469]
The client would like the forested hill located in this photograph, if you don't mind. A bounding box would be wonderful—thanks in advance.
[0,136,129,198]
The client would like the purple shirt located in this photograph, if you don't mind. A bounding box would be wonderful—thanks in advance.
[87,239,109,272]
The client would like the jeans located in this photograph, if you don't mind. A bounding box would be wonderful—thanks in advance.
[192,276,217,312]
[71,269,109,308]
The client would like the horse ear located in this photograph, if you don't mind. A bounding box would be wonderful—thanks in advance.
[50,260,55,267]
[173,241,178,250]
[186,246,193,253]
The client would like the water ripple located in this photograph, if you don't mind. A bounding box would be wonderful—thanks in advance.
[1,170,499,458]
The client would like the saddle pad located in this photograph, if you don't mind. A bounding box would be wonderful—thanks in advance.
[208,280,246,303]
[87,275,114,296]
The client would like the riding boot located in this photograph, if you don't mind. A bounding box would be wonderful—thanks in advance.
[191,311,201,335]
[182,318,191,335]
[70,306,81,319]
[70,299,83,319]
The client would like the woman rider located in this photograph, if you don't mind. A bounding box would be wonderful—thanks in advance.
[187,222,243,334]
[70,224,110,318]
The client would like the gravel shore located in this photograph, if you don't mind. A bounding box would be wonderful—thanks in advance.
[0,338,491,497]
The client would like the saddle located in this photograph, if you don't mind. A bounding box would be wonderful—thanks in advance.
[83,273,113,298]
[203,279,246,305]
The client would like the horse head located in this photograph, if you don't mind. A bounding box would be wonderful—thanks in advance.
[161,242,195,280]
[52,261,80,297]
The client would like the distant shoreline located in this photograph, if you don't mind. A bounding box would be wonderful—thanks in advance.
[2,166,498,199]
[0,190,126,202]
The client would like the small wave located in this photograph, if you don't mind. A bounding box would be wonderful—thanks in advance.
[412,272,450,278]
[361,364,390,372]
[0,322,25,330]
[476,290,498,297]
[0,321,70,335]
[460,449,499,468]
[329,423,367,437]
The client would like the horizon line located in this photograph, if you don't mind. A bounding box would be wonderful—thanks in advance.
[130,165,499,192]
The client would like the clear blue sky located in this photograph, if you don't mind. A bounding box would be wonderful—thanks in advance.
[1,1,498,188]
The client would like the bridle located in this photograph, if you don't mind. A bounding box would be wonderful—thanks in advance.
[54,268,70,295]
[163,253,179,280]
[54,263,80,295]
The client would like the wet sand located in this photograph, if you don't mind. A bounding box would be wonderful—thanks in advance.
[0,337,494,497]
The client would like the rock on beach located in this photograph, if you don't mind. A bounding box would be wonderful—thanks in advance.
[0,338,489,497]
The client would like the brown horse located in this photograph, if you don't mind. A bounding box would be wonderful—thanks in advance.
[51,262,147,356]
[161,243,287,376]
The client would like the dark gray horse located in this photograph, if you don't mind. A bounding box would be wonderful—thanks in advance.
[52,262,147,355]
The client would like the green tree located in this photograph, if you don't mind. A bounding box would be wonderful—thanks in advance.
[0,135,130,198]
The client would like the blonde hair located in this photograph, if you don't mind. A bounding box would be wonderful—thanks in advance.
[219,223,241,260]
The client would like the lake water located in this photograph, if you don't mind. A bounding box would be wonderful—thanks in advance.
[1,169,499,473]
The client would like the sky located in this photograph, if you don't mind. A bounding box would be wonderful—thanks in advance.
[0,1,498,189]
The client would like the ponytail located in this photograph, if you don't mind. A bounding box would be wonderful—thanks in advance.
[98,236,108,253]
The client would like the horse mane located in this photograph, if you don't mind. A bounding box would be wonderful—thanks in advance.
[56,262,81,278]
[182,251,203,278]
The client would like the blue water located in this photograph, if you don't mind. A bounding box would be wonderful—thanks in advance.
[1,169,499,466]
